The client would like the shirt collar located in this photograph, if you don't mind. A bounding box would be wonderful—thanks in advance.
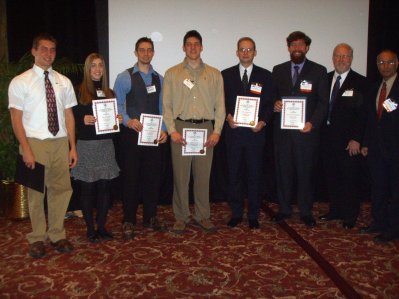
[291,59,306,72]
[334,69,350,82]
[132,63,156,75]
[33,64,53,77]
[183,57,205,70]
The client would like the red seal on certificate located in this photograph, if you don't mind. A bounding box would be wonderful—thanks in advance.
[113,125,118,130]
[153,139,158,144]
[200,149,205,154]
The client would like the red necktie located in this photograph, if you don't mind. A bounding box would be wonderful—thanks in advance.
[377,81,386,120]
[44,71,59,136]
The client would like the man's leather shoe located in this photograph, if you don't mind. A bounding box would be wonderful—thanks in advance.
[87,232,100,243]
[97,230,114,241]
[319,213,340,221]
[271,213,291,223]
[248,219,260,229]
[342,222,354,230]
[300,216,316,227]
[29,241,46,258]
[374,232,397,243]
[359,225,380,234]
[51,239,73,253]
[227,217,242,228]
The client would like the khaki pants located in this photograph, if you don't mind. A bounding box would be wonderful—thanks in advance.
[171,120,214,222]
[22,137,72,244]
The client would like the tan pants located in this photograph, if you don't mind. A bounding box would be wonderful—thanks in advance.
[171,120,214,222]
[22,137,72,244]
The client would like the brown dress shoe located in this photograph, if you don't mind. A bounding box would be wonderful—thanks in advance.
[51,239,74,253]
[29,241,46,258]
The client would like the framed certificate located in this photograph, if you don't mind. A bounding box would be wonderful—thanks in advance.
[92,98,120,135]
[281,97,306,130]
[233,96,260,127]
[138,113,162,146]
[182,128,207,156]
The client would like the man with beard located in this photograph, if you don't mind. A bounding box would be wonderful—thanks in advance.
[272,31,329,227]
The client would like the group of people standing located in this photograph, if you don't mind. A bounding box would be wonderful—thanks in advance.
[8,29,398,258]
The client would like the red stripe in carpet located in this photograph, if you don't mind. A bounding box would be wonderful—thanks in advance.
[262,203,363,299]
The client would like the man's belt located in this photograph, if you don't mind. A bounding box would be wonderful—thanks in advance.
[176,117,211,124]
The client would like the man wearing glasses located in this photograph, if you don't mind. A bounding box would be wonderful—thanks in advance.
[360,50,399,242]
[271,31,329,227]
[222,37,273,229]
[319,43,368,230]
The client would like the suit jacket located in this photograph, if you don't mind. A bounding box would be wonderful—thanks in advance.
[364,74,399,159]
[272,59,329,131]
[222,64,273,141]
[323,69,369,149]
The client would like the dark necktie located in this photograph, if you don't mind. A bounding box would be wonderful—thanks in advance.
[44,71,59,136]
[242,69,248,90]
[327,75,341,123]
[292,65,299,86]
[377,81,387,120]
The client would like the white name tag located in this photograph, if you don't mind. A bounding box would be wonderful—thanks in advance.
[300,80,312,93]
[383,98,398,112]
[342,90,354,97]
[250,83,262,94]
[146,85,156,94]
[96,89,106,97]
[183,78,194,90]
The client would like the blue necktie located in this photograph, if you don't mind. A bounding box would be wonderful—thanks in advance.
[292,65,299,86]
[327,75,341,123]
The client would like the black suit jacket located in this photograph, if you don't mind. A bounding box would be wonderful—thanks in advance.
[272,59,329,130]
[222,64,273,140]
[364,74,399,158]
[323,69,369,149]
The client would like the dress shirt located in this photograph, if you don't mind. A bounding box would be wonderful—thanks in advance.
[113,63,164,129]
[291,60,306,78]
[239,64,253,80]
[376,73,397,109]
[330,70,349,100]
[162,58,226,135]
[8,64,77,139]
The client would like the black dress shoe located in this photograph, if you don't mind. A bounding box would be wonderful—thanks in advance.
[271,213,291,223]
[97,230,114,241]
[374,232,397,243]
[87,233,100,243]
[342,222,354,230]
[227,217,243,228]
[248,219,259,229]
[359,225,380,234]
[300,216,316,227]
[319,213,340,221]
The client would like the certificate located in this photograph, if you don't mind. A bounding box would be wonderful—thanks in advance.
[233,96,260,127]
[138,113,162,146]
[92,98,120,135]
[182,128,207,156]
[281,97,306,130]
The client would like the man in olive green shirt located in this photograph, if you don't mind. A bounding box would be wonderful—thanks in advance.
[163,30,225,234]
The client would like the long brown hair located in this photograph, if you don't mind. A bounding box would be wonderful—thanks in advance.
[79,53,114,105]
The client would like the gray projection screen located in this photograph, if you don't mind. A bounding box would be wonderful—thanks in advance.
[109,0,369,85]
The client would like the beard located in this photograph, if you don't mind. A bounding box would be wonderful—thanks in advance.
[290,51,306,64]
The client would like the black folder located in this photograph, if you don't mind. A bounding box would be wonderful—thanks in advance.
[15,154,45,193]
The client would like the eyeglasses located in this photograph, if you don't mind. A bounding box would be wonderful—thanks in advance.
[377,60,396,65]
[238,48,254,53]
[334,54,352,59]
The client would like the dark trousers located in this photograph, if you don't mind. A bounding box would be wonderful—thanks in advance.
[321,133,361,224]
[274,129,318,217]
[225,128,265,220]
[79,179,111,235]
[120,127,162,224]
[368,148,399,234]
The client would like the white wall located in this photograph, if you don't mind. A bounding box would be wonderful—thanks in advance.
[109,0,369,85]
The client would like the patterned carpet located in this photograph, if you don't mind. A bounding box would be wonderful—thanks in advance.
[0,201,398,298]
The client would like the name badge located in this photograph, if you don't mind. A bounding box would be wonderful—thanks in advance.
[183,78,194,90]
[250,83,262,94]
[300,80,312,93]
[146,85,156,94]
[96,89,106,97]
[383,98,398,112]
[342,90,354,97]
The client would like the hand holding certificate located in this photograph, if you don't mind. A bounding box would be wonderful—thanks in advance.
[182,128,207,156]
[92,98,120,134]
[233,96,260,127]
[138,113,163,146]
[281,97,306,130]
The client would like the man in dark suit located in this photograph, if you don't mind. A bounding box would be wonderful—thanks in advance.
[319,43,369,229]
[272,31,329,227]
[222,37,273,229]
[360,50,399,242]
